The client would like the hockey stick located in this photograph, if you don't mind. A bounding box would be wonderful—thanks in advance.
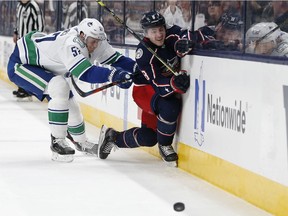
[71,75,129,97]
[96,0,179,76]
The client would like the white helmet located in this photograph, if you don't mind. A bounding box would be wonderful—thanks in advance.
[77,18,107,41]
[246,22,281,45]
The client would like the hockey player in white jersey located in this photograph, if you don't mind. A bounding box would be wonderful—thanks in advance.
[7,18,135,162]
[245,22,288,57]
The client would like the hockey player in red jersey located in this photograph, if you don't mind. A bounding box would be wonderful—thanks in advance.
[7,18,136,162]
[98,11,210,165]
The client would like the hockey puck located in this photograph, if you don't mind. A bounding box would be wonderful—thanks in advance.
[173,202,185,212]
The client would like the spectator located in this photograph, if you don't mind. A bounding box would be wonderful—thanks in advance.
[62,0,88,29]
[221,1,242,14]
[271,1,288,32]
[247,1,271,26]
[101,1,124,44]
[206,1,223,26]
[163,0,185,28]
[182,8,192,30]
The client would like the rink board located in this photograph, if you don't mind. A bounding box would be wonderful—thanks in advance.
[0,36,287,215]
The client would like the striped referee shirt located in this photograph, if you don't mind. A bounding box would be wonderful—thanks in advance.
[14,0,44,38]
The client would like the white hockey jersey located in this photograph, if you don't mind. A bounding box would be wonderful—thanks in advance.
[271,41,288,57]
[16,27,120,79]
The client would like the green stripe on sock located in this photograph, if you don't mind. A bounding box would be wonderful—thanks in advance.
[48,111,69,123]
[68,122,85,135]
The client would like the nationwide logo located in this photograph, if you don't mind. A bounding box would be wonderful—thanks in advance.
[194,61,248,147]
[194,61,205,146]
[207,95,247,134]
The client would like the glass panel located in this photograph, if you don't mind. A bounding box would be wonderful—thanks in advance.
[0,1,9,36]
[61,0,89,30]
[85,1,99,20]
[125,0,154,45]
[194,1,244,52]
[100,1,124,44]
[245,1,288,57]
[156,0,192,30]
[43,0,57,34]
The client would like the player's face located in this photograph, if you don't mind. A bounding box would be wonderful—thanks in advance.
[222,29,241,45]
[86,37,101,53]
[254,41,275,55]
[146,26,166,46]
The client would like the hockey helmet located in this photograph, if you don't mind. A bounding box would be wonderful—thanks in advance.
[140,11,166,29]
[219,13,243,30]
[77,18,107,41]
[246,22,280,44]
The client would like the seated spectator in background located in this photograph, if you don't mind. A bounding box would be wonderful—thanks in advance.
[245,22,288,57]
[221,1,242,14]
[62,0,88,29]
[182,8,192,30]
[126,11,142,34]
[163,0,185,27]
[247,1,271,26]
[103,17,124,43]
[101,1,124,43]
[271,1,288,32]
[206,1,223,26]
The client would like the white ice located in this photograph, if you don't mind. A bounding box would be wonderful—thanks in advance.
[0,80,271,216]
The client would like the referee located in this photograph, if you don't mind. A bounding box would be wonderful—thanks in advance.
[12,0,44,100]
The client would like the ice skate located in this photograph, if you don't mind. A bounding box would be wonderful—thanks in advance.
[12,90,18,96]
[50,134,75,162]
[16,89,33,102]
[98,125,118,159]
[158,144,178,167]
[66,132,98,156]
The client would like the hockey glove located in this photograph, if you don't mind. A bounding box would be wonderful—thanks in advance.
[202,39,225,50]
[170,71,190,94]
[175,39,195,57]
[109,67,132,89]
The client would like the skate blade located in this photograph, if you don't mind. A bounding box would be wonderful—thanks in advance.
[51,152,74,162]
[97,125,107,156]
[16,97,33,102]
[79,151,97,157]
[76,144,99,157]
[162,159,178,167]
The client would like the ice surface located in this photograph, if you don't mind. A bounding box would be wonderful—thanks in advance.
[0,80,271,216]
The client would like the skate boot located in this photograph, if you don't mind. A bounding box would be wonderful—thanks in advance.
[50,134,75,162]
[16,88,32,102]
[158,144,178,167]
[12,90,18,96]
[66,132,98,156]
[98,125,118,159]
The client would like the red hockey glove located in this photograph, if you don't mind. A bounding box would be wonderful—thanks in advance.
[170,71,190,94]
